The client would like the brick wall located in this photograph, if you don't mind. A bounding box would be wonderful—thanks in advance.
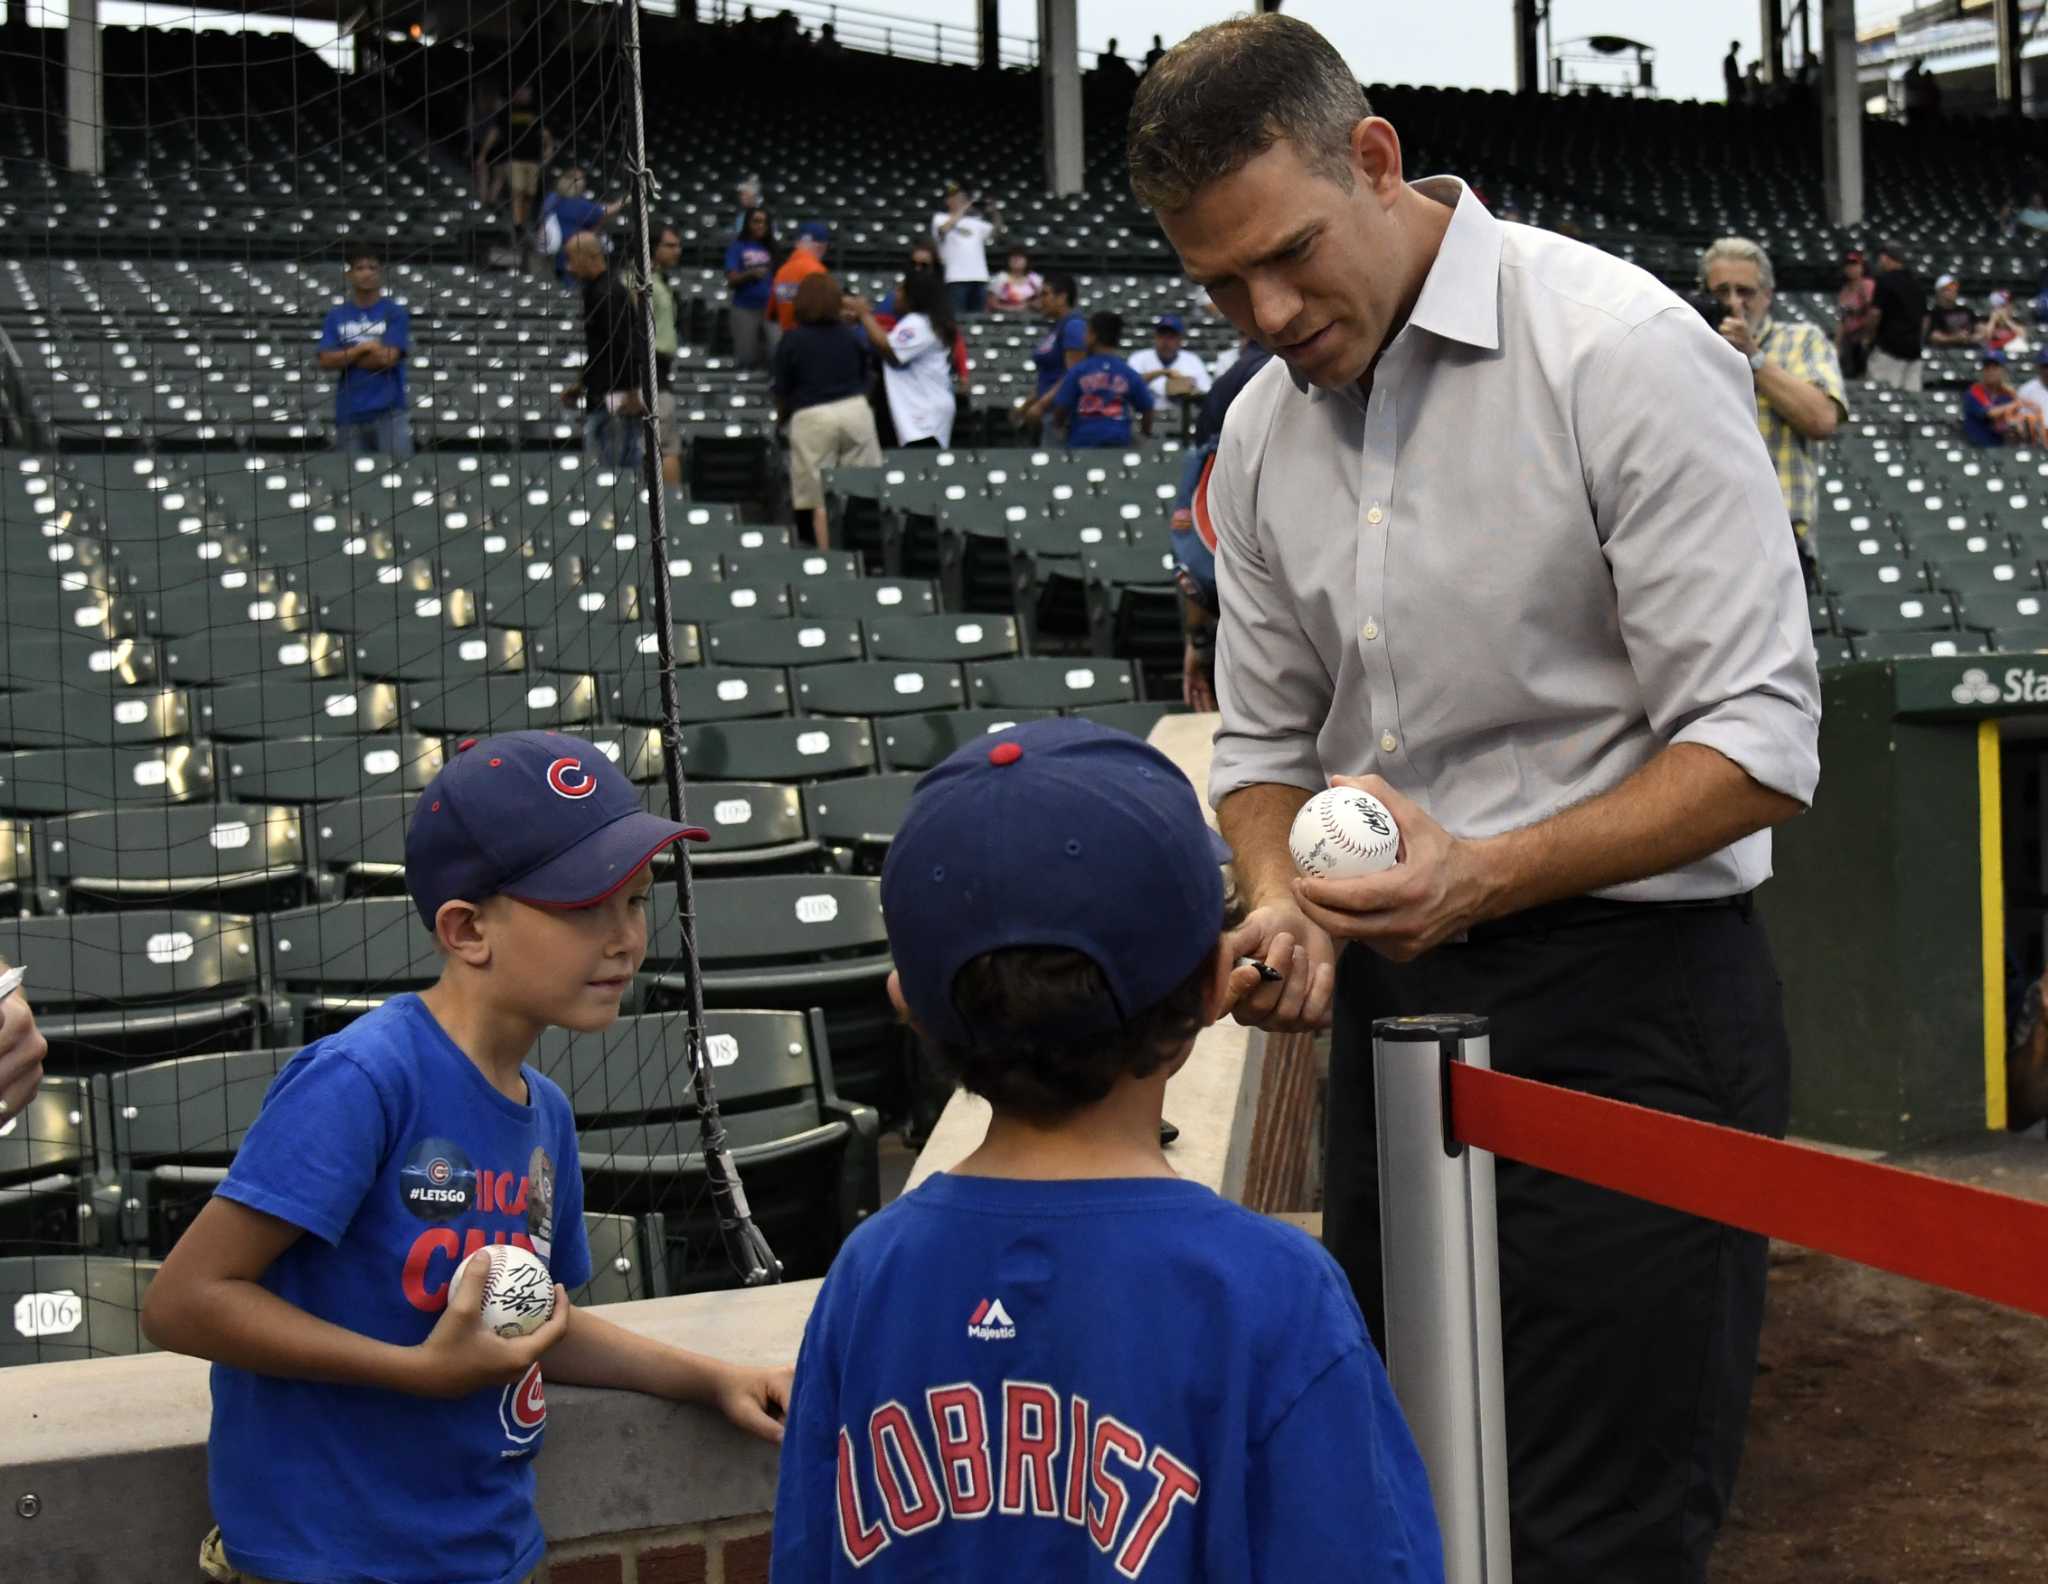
[545,1514,774,1584]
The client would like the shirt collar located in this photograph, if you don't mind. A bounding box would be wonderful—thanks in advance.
[1289,174,1501,401]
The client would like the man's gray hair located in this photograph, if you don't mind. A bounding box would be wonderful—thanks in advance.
[1126,14,1368,214]
[1700,236,1776,293]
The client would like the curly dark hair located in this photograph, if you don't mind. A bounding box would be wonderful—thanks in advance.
[922,945,1213,1119]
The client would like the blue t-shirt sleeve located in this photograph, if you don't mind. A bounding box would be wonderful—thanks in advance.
[549,1100,592,1292]
[384,305,410,355]
[1060,315,1087,354]
[1127,364,1157,413]
[1248,1345,1446,1582]
[216,1049,392,1247]
[317,307,342,351]
[1964,389,1989,420]
[1052,365,1082,414]
[724,240,745,273]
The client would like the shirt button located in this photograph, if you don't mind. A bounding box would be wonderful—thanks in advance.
[1380,731,1398,754]
[1361,621,1379,641]
[1366,504,1385,525]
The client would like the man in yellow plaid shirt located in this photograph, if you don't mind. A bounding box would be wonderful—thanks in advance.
[1702,237,1846,589]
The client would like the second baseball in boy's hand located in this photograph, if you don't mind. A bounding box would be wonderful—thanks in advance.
[1290,787,1402,879]
[459,1244,557,1338]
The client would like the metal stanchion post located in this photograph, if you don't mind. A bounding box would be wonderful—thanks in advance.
[1375,1013,1511,1582]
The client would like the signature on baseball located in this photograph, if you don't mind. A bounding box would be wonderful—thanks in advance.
[492,1260,554,1319]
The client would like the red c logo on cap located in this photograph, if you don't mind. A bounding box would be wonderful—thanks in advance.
[547,757,597,800]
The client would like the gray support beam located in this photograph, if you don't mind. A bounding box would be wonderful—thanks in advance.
[1513,0,1542,95]
[1760,0,1785,84]
[1820,0,1862,230]
[66,0,102,178]
[978,0,999,71]
[1996,0,2023,113]
[1038,0,1083,196]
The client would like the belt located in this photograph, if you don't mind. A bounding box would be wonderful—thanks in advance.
[1460,890,1755,946]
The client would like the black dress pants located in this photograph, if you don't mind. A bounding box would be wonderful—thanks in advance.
[1325,896,1791,1584]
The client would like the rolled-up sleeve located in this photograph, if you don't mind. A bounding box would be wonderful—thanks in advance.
[1578,307,1822,805]
[1208,404,1335,807]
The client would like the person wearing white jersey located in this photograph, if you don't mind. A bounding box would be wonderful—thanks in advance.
[932,180,998,318]
[1129,312,1216,398]
[851,270,957,448]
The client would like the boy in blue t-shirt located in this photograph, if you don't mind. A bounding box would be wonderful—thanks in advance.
[772,719,1445,1582]
[317,245,414,459]
[1030,311,1157,449]
[144,731,791,1584]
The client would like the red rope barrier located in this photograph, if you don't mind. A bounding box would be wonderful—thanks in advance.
[1447,1063,2048,1321]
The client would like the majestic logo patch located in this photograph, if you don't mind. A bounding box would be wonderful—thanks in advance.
[399,1138,476,1221]
[547,756,597,799]
[967,1297,1017,1342]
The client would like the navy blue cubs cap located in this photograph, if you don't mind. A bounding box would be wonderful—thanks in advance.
[406,730,707,930]
[881,717,1233,1049]
[1154,312,1186,335]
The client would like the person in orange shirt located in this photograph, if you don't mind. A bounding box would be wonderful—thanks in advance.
[769,222,832,354]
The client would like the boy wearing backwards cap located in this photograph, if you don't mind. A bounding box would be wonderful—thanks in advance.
[771,718,1443,1580]
[145,731,791,1584]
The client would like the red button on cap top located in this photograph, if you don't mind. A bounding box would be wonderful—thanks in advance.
[988,741,1024,766]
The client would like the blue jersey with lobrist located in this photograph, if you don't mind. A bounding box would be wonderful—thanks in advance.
[771,1173,1443,1582]
[207,994,591,1584]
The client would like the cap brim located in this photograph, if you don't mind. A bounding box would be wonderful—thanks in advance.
[1206,828,1233,865]
[500,810,709,911]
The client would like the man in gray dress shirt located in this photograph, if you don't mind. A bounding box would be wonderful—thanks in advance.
[1131,17,1820,1584]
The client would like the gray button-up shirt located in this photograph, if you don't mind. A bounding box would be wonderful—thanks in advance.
[1208,178,1821,902]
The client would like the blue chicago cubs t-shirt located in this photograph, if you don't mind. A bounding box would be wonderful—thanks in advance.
[725,238,776,312]
[773,1174,1443,1582]
[209,994,591,1584]
[1033,311,1088,397]
[1052,353,1157,449]
[318,297,410,423]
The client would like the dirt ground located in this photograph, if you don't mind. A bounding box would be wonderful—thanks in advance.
[1711,1128,2048,1583]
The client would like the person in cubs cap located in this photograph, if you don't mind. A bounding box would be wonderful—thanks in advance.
[771,717,1443,1581]
[145,731,789,1584]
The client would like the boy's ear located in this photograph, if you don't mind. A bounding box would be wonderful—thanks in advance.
[434,898,493,968]
[885,970,925,1037]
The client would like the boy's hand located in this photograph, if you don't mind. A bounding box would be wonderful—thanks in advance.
[412,1255,569,1399]
[713,1361,793,1444]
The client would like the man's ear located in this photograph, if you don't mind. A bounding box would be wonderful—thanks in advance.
[435,899,493,968]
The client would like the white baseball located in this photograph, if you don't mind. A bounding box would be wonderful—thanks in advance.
[1289,787,1401,879]
[459,1244,557,1338]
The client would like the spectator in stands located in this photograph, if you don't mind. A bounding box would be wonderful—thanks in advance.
[1144,33,1167,73]
[1095,38,1136,88]
[1928,274,1981,348]
[874,243,941,317]
[560,233,646,469]
[1962,349,2047,447]
[933,182,999,317]
[652,223,685,488]
[1129,311,1215,399]
[2014,190,2048,233]
[2019,346,2048,415]
[1723,40,1742,104]
[989,247,1043,312]
[772,719,1444,1583]
[143,733,789,1584]
[0,958,45,1125]
[468,88,503,205]
[539,168,623,286]
[1702,237,1844,587]
[725,207,777,371]
[317,245,413,459]
[771,221,832,339]
[1132,18,1818,1582]
[1835,250,1877,379]
[478,84,552,249]
[1029,311,1156,448]
[1984,290,2027,353]
[850,269,957,449]
[1173,339,1275,713]
[774,272,881,548]
[1868,243,1927,391]
[733,174,763,234]
[1019,270,1087,444]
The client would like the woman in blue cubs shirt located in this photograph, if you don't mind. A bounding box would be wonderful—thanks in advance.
[727,207,779,370]
[772,719,1443,1582]
[1026,311,1156,448]
[144,731,790,1584]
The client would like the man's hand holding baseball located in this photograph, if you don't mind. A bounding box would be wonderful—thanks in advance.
[1292,775,1492,963]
